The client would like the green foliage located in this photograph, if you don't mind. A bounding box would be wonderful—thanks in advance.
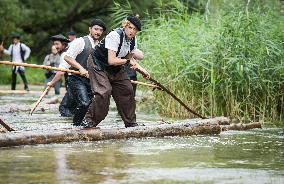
[139,0,284,122]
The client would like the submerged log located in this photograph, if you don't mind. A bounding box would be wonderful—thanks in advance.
[221,122,262,131]
[0,117,226,147]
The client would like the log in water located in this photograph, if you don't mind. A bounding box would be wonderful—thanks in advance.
[221,122,262,131]
[0,117,228,147]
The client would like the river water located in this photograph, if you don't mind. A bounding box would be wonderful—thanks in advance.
[0,86,283,184]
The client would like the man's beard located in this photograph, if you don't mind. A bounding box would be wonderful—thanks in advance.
[91,34,100,41]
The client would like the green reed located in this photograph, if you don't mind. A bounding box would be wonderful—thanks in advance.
[139,1,284,123]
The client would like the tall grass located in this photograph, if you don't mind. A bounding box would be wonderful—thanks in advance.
[139,0,284,122]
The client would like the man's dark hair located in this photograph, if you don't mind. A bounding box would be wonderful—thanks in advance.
[67,31,77,36]
[89,19,106,31]
[50,34,70,43]
[12,33,21,39]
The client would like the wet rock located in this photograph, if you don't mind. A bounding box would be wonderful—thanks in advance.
[46,97,60,104]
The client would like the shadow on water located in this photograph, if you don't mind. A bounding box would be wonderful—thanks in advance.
[0,86,283,183]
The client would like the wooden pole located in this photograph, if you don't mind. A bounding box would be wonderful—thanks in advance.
[135,68,207,119]
[0,61,81,75]
[0,117,15,132]
[30,86,51,115]
[0,61,160,89]
[130,80,162,90]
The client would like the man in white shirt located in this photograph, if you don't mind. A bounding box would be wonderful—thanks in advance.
[64,19,106,126]
[83,15,150,128]
[0,34,31,91]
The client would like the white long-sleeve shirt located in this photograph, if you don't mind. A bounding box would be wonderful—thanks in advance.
[65,35,97,59]
[4,42,31,63]
[59,52,70,69]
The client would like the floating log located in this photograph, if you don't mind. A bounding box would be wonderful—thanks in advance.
[221,122,262,131]
[0,117,227,147]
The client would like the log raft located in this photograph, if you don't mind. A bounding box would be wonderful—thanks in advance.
[0,117,226,147]
[0,117,262,148]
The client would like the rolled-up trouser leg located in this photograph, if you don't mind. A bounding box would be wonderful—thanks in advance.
[111,71,136,126]
[69,75,92,126]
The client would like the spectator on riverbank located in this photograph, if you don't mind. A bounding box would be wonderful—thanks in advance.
[67,31,77,42]
[43,45,61,95]
[0,33,31,91]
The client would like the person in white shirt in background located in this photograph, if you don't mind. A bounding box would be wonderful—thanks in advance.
[0,33,31,91]
[67,31,77,42]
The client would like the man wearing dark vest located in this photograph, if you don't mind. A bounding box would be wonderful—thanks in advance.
[0,34,31,91]
[48,34,77,117]
[83,15,150,128]
[64,19,106,126]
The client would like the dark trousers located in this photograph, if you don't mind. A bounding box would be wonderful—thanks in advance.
[85,58,136,127]
[11,67,28,90]
[130,76,137,96]
[59,82,77,117]
[68,75,92,125]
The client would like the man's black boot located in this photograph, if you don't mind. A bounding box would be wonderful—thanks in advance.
[125,123,139,128]
[81,118,95,128]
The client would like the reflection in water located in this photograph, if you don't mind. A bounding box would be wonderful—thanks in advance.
[0,128,283,183]
[55,149,78,184]
[0,90,284,183]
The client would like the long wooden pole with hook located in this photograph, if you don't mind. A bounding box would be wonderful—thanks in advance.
[135,68,207,119]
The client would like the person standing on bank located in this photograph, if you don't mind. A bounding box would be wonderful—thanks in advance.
[83,15,150,128]
[64,19,106,126]
[0,34,31,91]
[43,45,61,94]
[67,31,77,42]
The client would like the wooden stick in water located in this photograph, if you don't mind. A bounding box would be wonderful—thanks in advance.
[135,68,207,119]
[0,117,15,132]
[30,86,51,115]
